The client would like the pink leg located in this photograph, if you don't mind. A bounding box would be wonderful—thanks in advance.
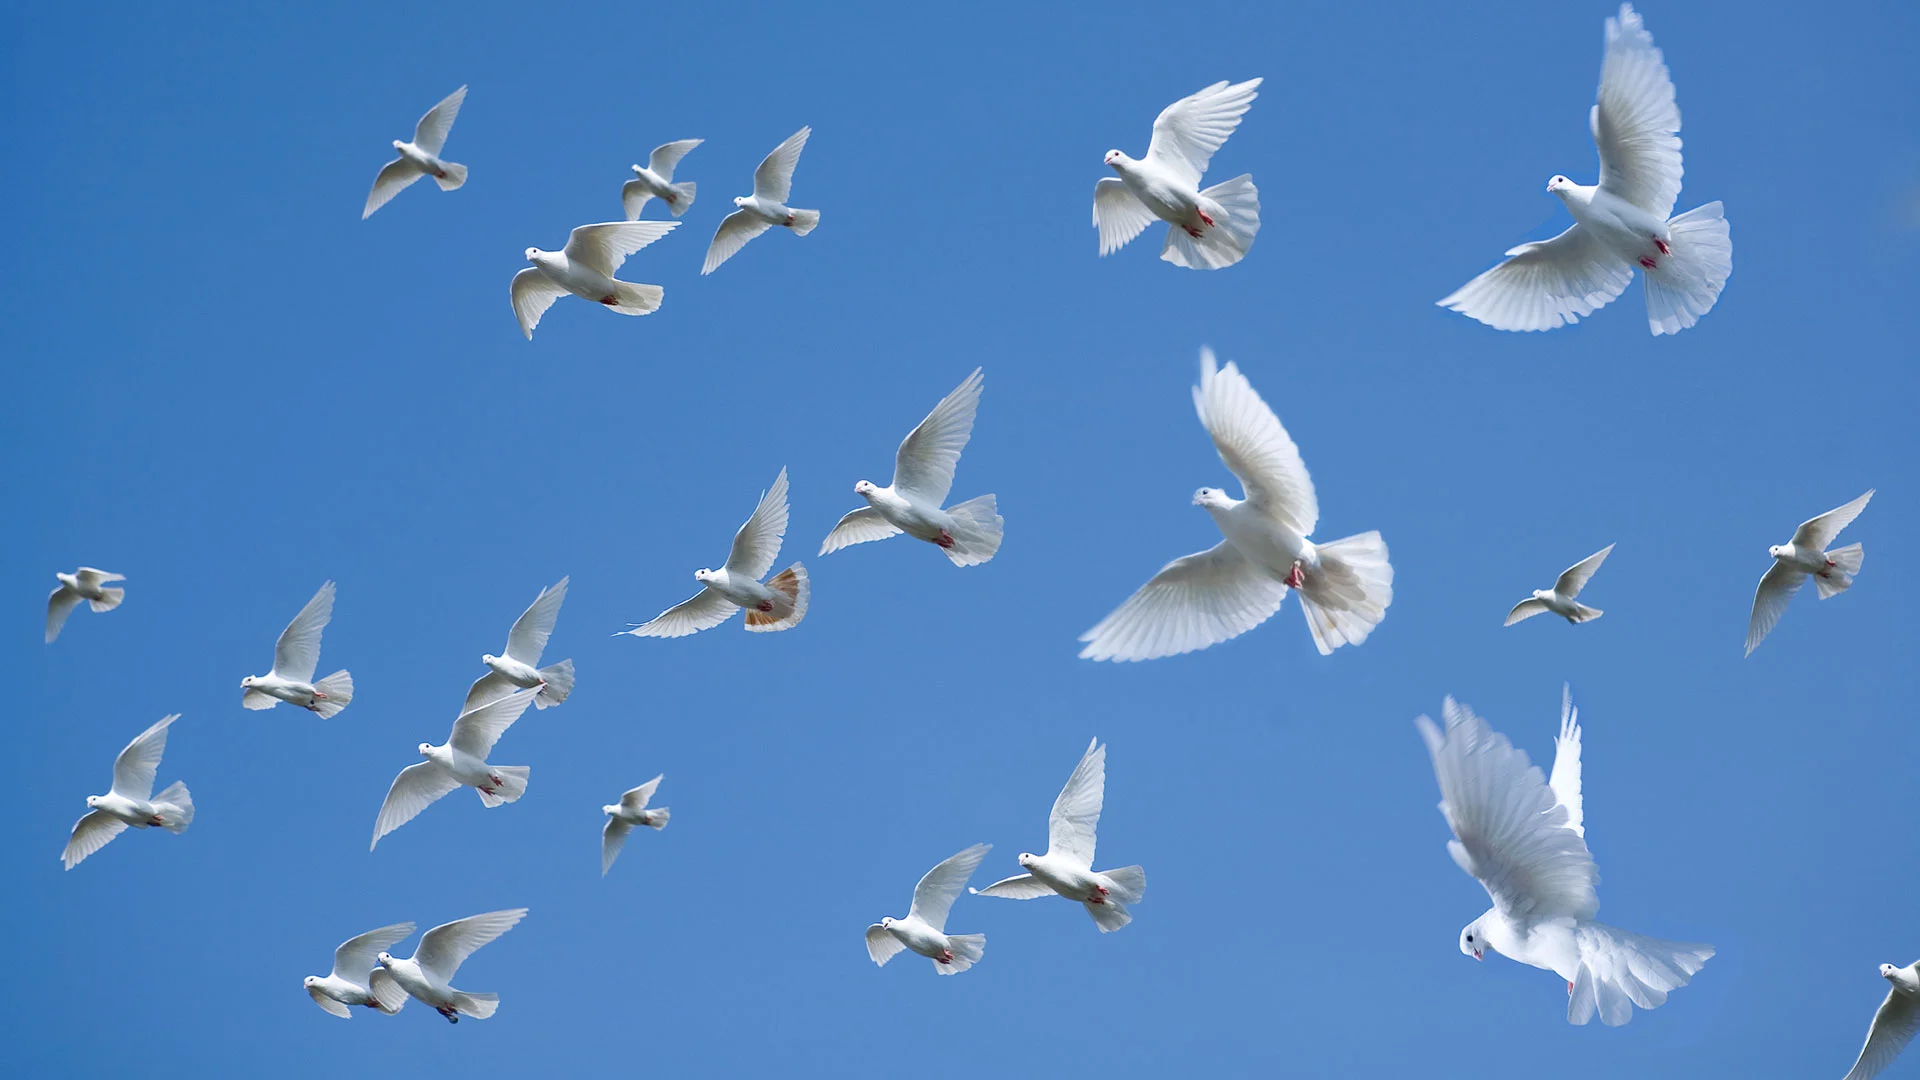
[313,690,328,700]
[758,600,774,613]
[785,214,795,226]
[435,169,448,180]
[1088,893,1105,905]
[936,950,953,964]
[601,295,619,305]
[935,529,955,549]
[1285,563,1305,589]
[1198,210,1215,227]
[1185,225,1203,238]
[1638,256,1658,270]
[1567,981,1575,994]
[1654,237,1670,256]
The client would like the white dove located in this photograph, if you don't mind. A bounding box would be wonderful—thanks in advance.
[601,774,670,877]
[363,85,468,220]
[375,908,528,1024]
[623,138,702,220]
[242,581,353,718]
[304,922,416,1018]
[1095,78,1262,270]
[1746,489,1874,657]
[46,566,125,643]
[511,220,679,339]
[701,127,819,275]
[1505,543,1615,626]
[62,713,194,870]
[820,368,1003,567]
[621,467,808,638]
[971,738,1146,932]
[865,843,991,975]
[1079,349,1392,661]
[370,688,541,850]
[1841,961,1920,1080]
[463,576,574,713]
[1418,691,1714,1026]
[1438,4,1731,335]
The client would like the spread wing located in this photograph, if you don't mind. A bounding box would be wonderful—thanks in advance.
[892,368,982,506]
[503,576,568,664]
[1548,686,1585,839]
[1592,6,1682,220]
[970,873,1056,900]
[1555,544,1615,597]
[46,586,82,643]
[1078,542,1289,663]
[1745,560,1806,656]
[1792,490,1874,550]
[1093,178,1156,255]
[1438,223,1634,333]
[510,268,569,339]
[1504,597,1551,626]
[701,209,772,275]
[415,908,528,984]
[865,924,906,966]
[649,138,703,178]
[363,158,425,219]
[331,923,417,984]
[75,568,124,587]
[620,775,664,812]
[1193,348,1315,534]
[1144,78,1261,189]
[308,984,353,1018]
[271,581,335,682]
[724,468,790,581]
[623,588,738,638]
[111,713,178,801]
[907,843,991,933]
[449,688,540,759]
[1046,738,1105,867]
[819,506,904,555]
[753,126,810,203]
[370,762,460,850]
[601,818,634,876]
[1844,984,1920,1080]
[412,85,467,156]
[563,220,677,278]
[461,671,516,714]
[63,809,128,870]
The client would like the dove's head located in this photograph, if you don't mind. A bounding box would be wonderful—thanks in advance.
[417,742,433,758]
[1016,852,1036,868]
[1546,175,1574,196]
[303,975,319,989]
[376,952,395,969]
[1192,487,1231,510]
[392,139,404,151]
[733,196,747,207]
[240,675,255,689]
[603,803,619,816]
[1884,963,1901,980]
[854,480,878,497]
[1768,544,1787,559]
[524,246,541,264]
[878,917,895,930]
[694,568,714,583]
[1459,920,1487,961]
[481,653,497,666]
[86,795,101,808]
[1103,149,1127,170]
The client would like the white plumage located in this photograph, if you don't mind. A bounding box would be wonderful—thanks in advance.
[1095,78,1262,269]
[375,908,528,1023]
[866,843,991,975]
[465,576,574,713]
[62,713,194,870]
[972,738,1146,933]
[702,127,818,274]
[241,581,353,718]
[46,566,125,643]
[370,688,541,850]
[621,467,809,638]
[1505,543,1615,626]
[363,86,469,219]
[305,923,417,1018]
[1746,489,1873,656]
[512,221,679,338]
[601,774,670,877]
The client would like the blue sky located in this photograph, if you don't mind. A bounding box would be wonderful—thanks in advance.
[6,0,1918,1075]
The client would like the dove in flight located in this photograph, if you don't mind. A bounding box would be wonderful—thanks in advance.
[1746,490,1873,656]
[62,713,194,870]
[46,567,125,643]
[1506,543,1615,626]
[623,138,702,220]
[701,127,819,274]
[1094,78,1262,270]
[1079,349,1392,661]
[370,688,541,850]
[820,368,1003,567]
[601,774,670,877]
[511,220,679,339]
[972,738,1146,932]
[866,843,991,975]
[1419,691,1713,1025]
[305,923,417,1018]
[363,85,468,220]
[1841,960,1920,1080]
[620,467,808,638]
[376,908,528,1024]
[242,581,353,718]
[464,577,574,713]
[1438,4,1731,335]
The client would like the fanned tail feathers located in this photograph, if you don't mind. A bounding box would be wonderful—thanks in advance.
[745,563,809,632]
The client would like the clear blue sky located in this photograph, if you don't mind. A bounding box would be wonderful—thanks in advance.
[7,1,1918,1076]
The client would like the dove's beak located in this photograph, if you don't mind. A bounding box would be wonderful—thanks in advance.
[1471,949,1483,961]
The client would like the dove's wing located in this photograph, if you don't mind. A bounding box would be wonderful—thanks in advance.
[1745,561,1806,656]
[865,924,906,966]
[1143,78,1261,189]
[412,85,467,156]
[1845,984,1920,1080]
[415,908,528,984]
[701,210,773,275]
[449,688,540,759]
[510,267,568,339]
[308,984,353,1018]
[503,577,568,664]
[1792,490,1874,550]
[907,843,991,933]
[363,159,425,219]
[331,923,417,984]
[1437,224,1634,333]
[1193,348,1316,534]
[1591,6,1682,220]
[1093,178,1156,255]
[621,775,664,812]
[724,468,790,581]
[1046,738,1105,867]
[564,221,677,278]
[892,368,982,506]
[625,588,738,638]
[621,180,657,222]
[371,762,461,849]
[1548,686,1585,839]
[62,809,128,870]
[1417,697,1599,924]
[1504,598,1551,626]
[601,818,634,875]
[111,713,178,801]
[271,582,335,683]
[75,568,124,587]
[46,586,82,643]
[461,671,516,714]
[971,873,1057,900]
[818,506,904,555]
[1555,544,1615,597]
[649,138,702,178]
[753,126,810,203]
[1078,542,1289,663]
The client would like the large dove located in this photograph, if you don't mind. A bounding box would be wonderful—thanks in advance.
[464,576,574,713]
[1841,960,1920,1080]
[623,138,702,220]
[866,843,991,975]
[1505,544,1615,626]
[1746,490,1873,656]
[376,908,528,1023]
[820,368,1003,567]
[1094,78,1262,270]
[62,713,194,870]
[621,467,808,638]
[972,738,1146,932]
[1418,690,1713,1025]
[511,221,679,339]
[46,566,125,643]
[601,774,670,877]
[242,581,353,718]
[1079,349,1392,661]
[1438,4,1731,335]
[363,86,468,220]
[702,127,819,274]
[370,688,541,850]
[305,922,416,1018]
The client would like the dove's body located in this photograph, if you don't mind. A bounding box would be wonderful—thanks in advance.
[376,909,527,1024]
[623,468,809,637]
[525,250,626,305]
[245,673,330,710]
[425,743,504,792]
[511,222,677,338]
[369,688,540,849]
[1105,155,1226,238]
[305,922,415,1019]
[692,567,781,612]
[973,739,1145,932]
[1746,490,1873,655]
[734,194,800,228]
[702,127,818,274]
[62,714,193,869]
[306,974,388,1013]
[866,843,990,975]
[242,581,353,718]
[879,917,965,965]
[1506,544,1612,626]
[90,791,168,829]
[363,86,468,219]
[1093,79,1262,269]
[1842,962,1920,1080]
[395,140,454,180]
[855,485,964,547]
[600,774,669,875]
[481,654,545,688]
[46,567,126,642]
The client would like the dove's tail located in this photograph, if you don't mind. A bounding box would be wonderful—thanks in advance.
[1643,201,1731,336]
[940,495,1003,567]
[1085,898,1133,933]
[434,161,468,191]
[451,991,498,1019]
[786,208,820,236]
[1566,602,1604,623]
[1815,542,1864,599]
[745,563,809,632]
[646,807,670,830]
[1569,923,1714,1027]
[935,934,985,975]
[368,969,407,1013]
[1162,173,1259,270]
[606,279,664,316]
[1297,531,1394,656]
[533,659,574,708]
[477,766,530,808]
[666,180,696,217]
[153,781,194,833]
[89,587,125,612]
[1098,864,1146,904]
[310,671,353,719]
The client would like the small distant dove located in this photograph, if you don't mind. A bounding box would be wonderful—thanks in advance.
[1079,349,1392,661]
[820,368,1003,567]
[601,774,670,877]
[62,713,194,870]
[370,688,541,850]
[623,139,702,220]
[972,738,1146,932]
[46,567,125,643]
[376,908,528,1024]
[1095,78,1262,269]
[305,923,417,1018]
[702,127,819,274]
[1841,960,1920,1080]
[363,86,469,220]
[511,220,679,339]
[242,581,353,718]
[1506,544,1615,626]
[621,467,808,638]
[1746,490,1873,656]
[464,576,574,713]
[866,843,991,975]
[1438,4,1731,335]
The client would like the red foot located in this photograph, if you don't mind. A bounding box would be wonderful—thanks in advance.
[149,815,165,827]
[665,193,677,204]
[1088,894,1105,905]
[1285,563,1305,589]
[1638,256,1658,270]
[1198,210,1216,227]
[1095,885,1109,896]
[1654,237,1671,256]
[1185,226,1203,238]
[936,950,954,964]
[1567,981,1575,994]
[785,214,795,226]
[757,600,774,612]
[439,1006,459,1023]
[435,170,448,180]
[313,690,329,700]
[935,530,955,549]
[600,295,619,305]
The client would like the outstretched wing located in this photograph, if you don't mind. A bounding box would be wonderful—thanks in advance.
[363,158,425,219]
[649,138,703,178]
[1437,224,1634,333]
[623,588,738,638]
[864,924,906,967]
[308,984,353,1019]
[907,843,991,933]
[1143,78,1262,189]
[753,126,811,203]
[271,581,335,683]
[1193,348,1316,535]
[1077,542,1289,663]
[819,507,904,555]
[416,908,528,984]
[412,85,467,156]
[971,873,1057,900]
[111,713,178,801]
[1555,544,1615,598]
[370,762,461,850]
[46,586,82,643]
[1592,6,1682,220]
[620,775,664,812]
[1792,490,1874,550]
[62,809,128,870]
[504,577,568,665]
[564,220,678,278]
[510,267,568,339]
[1548,686,1585,839]
[601,818,634,876]
[1745,561,1806,657]
[892,368,982,506]
[725,468,790,581]
[1844,983,1920,1080]
[331,922,417,984]
[1504,598,1551,626]
[701,210,773,275]
[1046,738,1105,867]
[449,687,540,759]
[1093,178,1156,255]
